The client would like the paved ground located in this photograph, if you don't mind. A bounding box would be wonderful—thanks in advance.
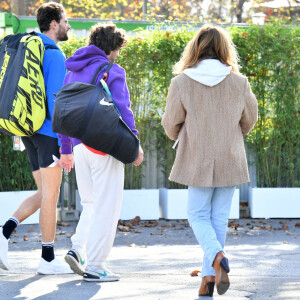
[1,218,300,299]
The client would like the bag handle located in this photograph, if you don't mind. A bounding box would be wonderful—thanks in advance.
[99,78,121,116]
[91,62,113,85]
[82,63,117,137]
[91,62,121,115]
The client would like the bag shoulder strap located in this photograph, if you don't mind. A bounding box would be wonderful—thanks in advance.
[45,45,58,50]
[91,62,114,85]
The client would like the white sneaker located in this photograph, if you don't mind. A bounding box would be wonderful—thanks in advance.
[37,257,73,275]
[0,228,10,270]
[83,264,120,282]
[65,249,86,276]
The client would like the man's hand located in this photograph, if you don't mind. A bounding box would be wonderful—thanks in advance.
[133,145,144,167]
[60,154,74,172]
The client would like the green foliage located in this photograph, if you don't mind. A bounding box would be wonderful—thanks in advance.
[0,135,35,191]
[0,24,299,191]
[230,24,300,187]
[59,34,88,58]
[117,29,194,188]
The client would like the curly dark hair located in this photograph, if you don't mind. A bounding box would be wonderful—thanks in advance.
[36,2,65,33]
[88,24,128,55]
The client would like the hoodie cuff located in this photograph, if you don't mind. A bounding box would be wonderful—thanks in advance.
[61,143,72,155]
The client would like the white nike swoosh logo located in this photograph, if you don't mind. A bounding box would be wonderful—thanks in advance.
[99,98,113,106]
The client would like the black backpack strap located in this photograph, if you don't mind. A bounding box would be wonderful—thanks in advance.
[91,62,114,85]
[43,45,59,119]
[45,45,58,50]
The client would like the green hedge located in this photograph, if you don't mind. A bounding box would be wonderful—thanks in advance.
[231,25,299,187]
[0,24,299,191]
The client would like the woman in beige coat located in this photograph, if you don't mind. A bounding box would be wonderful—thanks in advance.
[162,24,258,297]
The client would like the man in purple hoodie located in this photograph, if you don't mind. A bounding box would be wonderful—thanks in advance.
[58,24,144,282]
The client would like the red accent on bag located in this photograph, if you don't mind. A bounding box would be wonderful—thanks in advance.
[83,143,107,156]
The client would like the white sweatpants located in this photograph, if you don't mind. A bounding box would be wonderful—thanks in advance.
[71,144,124,267]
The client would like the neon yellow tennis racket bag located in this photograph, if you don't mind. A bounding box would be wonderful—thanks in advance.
[0,32,47,136]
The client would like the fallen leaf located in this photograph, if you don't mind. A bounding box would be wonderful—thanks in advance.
[129,243,136,247]
[9,240,17,244]
[279,221,286,225]
[54,238,58,242]
[161,224,171,228]
[61,222,70,227]
[118,225,130,232]
[190,270,201,277]
[129,216,141,226]
[23,236,28,241]
[295,223,300,227]
[57,221,70,227]
[56,231,66,235]
[173,226,183,230]
[140,221,158,228]
[127,223,136,229]
[28,228,34,233]
[282,225,289,230]
[118,219,126,226]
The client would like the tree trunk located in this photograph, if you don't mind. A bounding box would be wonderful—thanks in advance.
[11,0,26,16]
[236,0,246,23]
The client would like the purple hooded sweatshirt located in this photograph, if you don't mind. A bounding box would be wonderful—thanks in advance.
[58,45,138,154]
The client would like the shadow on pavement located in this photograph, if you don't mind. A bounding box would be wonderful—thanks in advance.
[32,279,101,300]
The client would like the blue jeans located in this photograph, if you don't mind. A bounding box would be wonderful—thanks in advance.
[187,186,236,277]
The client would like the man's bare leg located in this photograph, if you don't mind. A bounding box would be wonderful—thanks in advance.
[39,165,62,242]
[12,170,43,223]
[36,165,71,274]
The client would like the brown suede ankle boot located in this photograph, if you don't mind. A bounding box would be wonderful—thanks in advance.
[198,276,215,296]
[213,251,230,295]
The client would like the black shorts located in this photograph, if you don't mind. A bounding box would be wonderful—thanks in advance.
[21,134,60,172]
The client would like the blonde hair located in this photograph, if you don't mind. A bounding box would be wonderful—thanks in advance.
[174,24,240,74]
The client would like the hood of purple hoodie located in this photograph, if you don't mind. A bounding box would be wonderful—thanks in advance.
[65,45,108,73]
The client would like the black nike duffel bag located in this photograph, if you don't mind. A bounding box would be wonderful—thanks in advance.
[52,63,139,164]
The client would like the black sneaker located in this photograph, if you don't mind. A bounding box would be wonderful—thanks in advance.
[64,249,85,276]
